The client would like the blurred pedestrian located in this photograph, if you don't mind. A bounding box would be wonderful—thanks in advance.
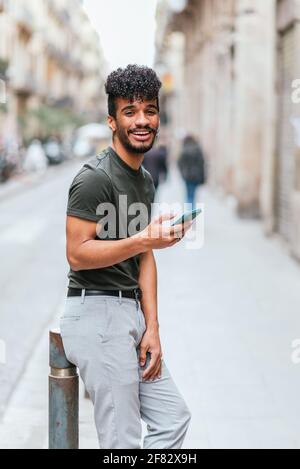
[142,143,168,190]
[23,139,48,174]
[178,135,206,208]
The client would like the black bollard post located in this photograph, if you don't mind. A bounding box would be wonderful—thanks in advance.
[49,329,79,449]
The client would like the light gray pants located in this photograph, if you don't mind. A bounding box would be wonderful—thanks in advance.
[60,294,191,449]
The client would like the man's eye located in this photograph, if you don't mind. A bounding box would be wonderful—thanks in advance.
[125,112,134,116]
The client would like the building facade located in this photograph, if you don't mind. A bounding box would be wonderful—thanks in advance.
[0,0,106,147]
[156,0,300,261]
[276,0,300,258]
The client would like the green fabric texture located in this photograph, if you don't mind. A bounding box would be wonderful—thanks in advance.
[67,146,155,290]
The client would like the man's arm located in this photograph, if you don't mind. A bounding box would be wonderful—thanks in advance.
[139,250,159,331]
[67,213,192,272]
[138,250,162,381]
[66,216,146,271]
[67,214,192,381]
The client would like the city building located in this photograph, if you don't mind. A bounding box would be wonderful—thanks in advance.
[156,0,300,261]
[0,0,106,148]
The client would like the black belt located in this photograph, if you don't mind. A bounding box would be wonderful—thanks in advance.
[67,287,143,302]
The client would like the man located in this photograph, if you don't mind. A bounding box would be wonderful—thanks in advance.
[178,135,206,209]
[61,65,192,449]
[143,143,168,191]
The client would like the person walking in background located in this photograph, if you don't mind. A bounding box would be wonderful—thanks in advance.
[178,135,206,208]
[143,142,168,191]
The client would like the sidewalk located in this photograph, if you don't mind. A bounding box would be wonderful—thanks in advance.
[158,170,300,449]
[1,169,300,449]
[0,297,98,449]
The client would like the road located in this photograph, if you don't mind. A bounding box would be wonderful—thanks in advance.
[0,160,82,415]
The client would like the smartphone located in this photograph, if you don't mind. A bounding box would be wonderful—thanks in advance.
[171,208,202,226]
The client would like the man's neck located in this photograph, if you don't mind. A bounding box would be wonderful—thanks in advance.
[111,140,144,171]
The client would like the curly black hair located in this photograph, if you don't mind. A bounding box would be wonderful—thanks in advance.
[105,64,162,118]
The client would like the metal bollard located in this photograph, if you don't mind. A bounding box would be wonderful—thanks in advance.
[49,329,79,449]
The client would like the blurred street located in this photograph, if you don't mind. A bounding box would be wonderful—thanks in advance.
[0,158,82,416]
[1,166,300,449]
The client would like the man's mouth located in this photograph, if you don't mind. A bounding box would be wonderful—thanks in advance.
[130,130,153,142]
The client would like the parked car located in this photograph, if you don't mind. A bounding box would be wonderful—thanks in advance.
[72,123,111,158]
[0,153,17,183]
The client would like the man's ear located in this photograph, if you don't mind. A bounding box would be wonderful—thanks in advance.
[107,115,116,132]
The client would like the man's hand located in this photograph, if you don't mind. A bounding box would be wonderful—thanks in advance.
[136,213,193,252]
[139,326,163,381]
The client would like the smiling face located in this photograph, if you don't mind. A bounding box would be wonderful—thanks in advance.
[108,97,160,154]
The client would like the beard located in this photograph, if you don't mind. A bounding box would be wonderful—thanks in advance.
[115,122,158,154]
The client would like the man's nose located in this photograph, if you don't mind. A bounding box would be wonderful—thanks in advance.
[134,112,150,127]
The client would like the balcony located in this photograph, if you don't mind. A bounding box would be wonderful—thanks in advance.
[10,70,37,95]
[47,95,74,109]
[48,0,71,25]
[59,8,71,25]
[14,6,35,36]
[45,42,85,77]
[46,43,65,63]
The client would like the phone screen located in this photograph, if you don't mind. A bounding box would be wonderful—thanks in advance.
[171,209,202,226]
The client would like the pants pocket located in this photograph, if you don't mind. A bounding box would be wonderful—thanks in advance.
[59,299,110,366]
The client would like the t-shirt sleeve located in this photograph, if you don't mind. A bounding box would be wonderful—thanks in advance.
[67,168,112,223]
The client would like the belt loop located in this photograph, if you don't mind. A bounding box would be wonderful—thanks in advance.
[119,290,122,305]
[81,289,86,304]
[134,289,139,311]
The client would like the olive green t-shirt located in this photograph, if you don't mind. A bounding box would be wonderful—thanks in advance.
[66,146,155,290]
